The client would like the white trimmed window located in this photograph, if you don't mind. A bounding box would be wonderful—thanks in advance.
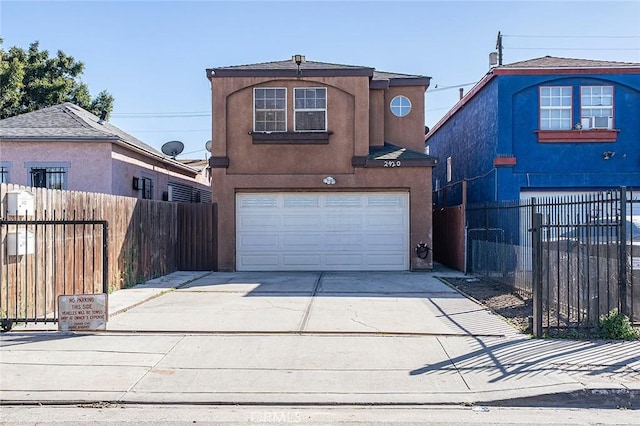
[580,86,613,129]
[254,88,286,132]
[294,88,327,131]
[540,86,572,130]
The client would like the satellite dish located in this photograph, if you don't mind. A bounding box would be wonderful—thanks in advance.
[161,140,184,159]
[205,140,212,152]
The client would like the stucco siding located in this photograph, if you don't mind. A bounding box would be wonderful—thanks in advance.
[384,86,427,153]
[0,141,113,192]
[428,79,500,204]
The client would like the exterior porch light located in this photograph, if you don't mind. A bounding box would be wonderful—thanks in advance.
[293,54,303,76]
[323,176,336,185]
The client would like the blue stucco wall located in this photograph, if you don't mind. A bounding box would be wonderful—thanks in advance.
[428,78,499,206]
[428,71,640,204]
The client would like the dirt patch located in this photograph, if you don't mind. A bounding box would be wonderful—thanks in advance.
[440,276,533,334]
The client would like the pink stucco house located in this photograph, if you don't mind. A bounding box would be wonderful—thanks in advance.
[0,103,211,202]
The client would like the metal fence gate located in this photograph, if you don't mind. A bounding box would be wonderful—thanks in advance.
[0,216,108,331]
[530,188,637,336]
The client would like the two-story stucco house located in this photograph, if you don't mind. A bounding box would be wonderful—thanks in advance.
[427,56,640,207]
[207,55,436,271]
[0,103,212,203]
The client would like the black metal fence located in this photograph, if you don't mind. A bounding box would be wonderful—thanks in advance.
[466,188,638,336]
[0,214,108,331]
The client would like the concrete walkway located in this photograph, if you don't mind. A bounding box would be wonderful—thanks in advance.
[1,268,638,408]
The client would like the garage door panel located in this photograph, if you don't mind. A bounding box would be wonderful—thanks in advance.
[238,234,279,249]
[239,215,278,227]
[366,254,407,268]
[282,234,323,248]
[324,254,365,266]
[282,254,322,267]
[364,233,406,247]
[282,215,322,227]
[237,193,409,271]
[325,233,364,247]
[238,255,280,268]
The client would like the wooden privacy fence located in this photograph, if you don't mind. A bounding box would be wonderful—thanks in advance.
[0,183,216,326]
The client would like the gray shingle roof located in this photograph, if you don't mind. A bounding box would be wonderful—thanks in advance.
[208,57,430,81]
[212,59,372,72]
[370,142,436,163]
[500,56,640,69]
[0,103,161,153]
[0,103,198,172]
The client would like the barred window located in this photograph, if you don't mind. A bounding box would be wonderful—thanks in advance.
[30,167,66,189]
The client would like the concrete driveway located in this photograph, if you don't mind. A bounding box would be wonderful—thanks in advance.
[106,271,519,337]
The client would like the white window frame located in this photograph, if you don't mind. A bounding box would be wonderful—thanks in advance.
[446,157,452,183]
[294,87,327,132]
[390,95,412,117]
[580,85,613,129]
[539,86,573,130]
[253,87,287,133]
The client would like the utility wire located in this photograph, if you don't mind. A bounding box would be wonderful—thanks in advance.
[504,34,640,39]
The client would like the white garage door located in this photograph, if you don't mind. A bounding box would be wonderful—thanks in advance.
[236,192,409,271]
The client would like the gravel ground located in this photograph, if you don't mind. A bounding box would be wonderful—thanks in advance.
[439,276,533,334]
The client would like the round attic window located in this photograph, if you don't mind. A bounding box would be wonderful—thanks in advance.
[390,95,411,117]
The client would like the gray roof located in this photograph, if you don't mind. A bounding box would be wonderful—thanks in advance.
[369,142,436,164]
[208,57,430,81]
[0,103,199,172]
[0,103,161,154]
[500,56,640,69]
[212,59,372,72]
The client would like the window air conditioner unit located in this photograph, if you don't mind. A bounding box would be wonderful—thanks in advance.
[581,116,612,130]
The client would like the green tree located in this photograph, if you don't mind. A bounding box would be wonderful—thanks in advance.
[0,39,114,119]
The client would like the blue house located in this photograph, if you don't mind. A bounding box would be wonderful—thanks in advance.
[427,56,640,207]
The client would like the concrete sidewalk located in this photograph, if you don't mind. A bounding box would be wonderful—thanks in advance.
[1,269,638,408]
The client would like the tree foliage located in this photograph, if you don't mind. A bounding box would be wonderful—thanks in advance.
[0,39,114,119]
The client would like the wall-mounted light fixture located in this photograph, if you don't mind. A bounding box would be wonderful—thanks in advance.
[322,176,336,185]
[603,151,615,160]
[293,54,303,76]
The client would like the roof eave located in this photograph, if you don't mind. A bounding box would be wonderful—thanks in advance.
[207,68,375,78]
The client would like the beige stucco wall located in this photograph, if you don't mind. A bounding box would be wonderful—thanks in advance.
[384,85,427,152]
[209,73,433,271]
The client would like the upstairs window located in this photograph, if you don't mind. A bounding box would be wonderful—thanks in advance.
[540,86,572,130]
[390,95,412,117]
[580,86,613,129]
[0,166,8,184]
[254,88,286,132]
[30,167,66,189]
[294,88,327,131]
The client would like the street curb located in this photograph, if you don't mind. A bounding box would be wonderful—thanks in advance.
[484,388,639,409]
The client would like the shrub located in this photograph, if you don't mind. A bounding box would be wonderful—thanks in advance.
[599,309,640,340]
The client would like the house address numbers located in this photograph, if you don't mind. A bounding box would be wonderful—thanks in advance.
[383,160,401,167]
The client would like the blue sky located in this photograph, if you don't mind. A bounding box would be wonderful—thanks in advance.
[1,0,639,158]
